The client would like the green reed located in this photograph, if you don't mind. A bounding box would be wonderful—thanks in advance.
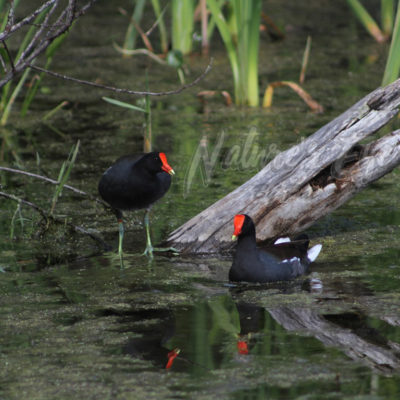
[0,3,67,126]
[208,0,262,106]
[102,94,152,153]
[383,1,400,85]
[171,0,195,55]
[50,141,80,216]
[123,0,168,54]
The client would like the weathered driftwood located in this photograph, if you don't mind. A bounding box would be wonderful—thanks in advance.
[167,79,400,253]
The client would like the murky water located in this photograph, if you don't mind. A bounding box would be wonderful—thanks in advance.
[1,0,400,399]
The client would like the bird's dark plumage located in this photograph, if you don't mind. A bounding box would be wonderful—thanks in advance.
[98,151,175,257]
[98,152,172,211]
[229,214,321,283]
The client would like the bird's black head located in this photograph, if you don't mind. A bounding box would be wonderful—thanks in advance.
[141,152,175,175]
[232,214,256,240]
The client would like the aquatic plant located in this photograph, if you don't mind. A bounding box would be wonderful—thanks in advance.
[171,0,195,55]
[122,0,146,53]
[20,31,68,117]
[299,36,312,84]
[347,0,400,85]
[151,0,168,53]
[207,0,262,106]
[382,1,400,85]
[102,94,152,152]
[0,1,77,127]
[0,6,47,126]
[0,1,94,89]
[347,0,388,43]
[122,0,168,55]
[382,0,395,35]
[50,141,80,216]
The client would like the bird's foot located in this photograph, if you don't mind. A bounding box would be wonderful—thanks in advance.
[142,246,179,258]
[153,246,180,256]
[118,251,125,268]
[142,245,154,259]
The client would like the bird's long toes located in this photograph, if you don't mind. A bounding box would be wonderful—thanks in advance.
[153,246,180,255]
[142,245,154,259]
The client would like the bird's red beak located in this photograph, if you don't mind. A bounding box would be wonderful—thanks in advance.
[232,214,245,240]
[237,340,249,355]
[159,152,175,175]
[165,348,180,369]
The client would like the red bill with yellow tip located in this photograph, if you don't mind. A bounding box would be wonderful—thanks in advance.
[159,152,175,175]
[232,214,245,240]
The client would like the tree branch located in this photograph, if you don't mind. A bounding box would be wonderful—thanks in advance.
[28,58,213,97]
[0,0,98,88]
[0,0,58,41]
[0,190,110,250]
[0,166,109,208]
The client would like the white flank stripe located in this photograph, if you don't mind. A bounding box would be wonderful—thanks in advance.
[274,237,291,244]
[282,256,299,264]
[307,244,322,262]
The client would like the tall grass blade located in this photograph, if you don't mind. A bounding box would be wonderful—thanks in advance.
[0,0,20,19]
[299,36,312,84]
[10,202,22,239]
[382,0,395,35]
[208,0,261,106]
[0,0,7,13]
[241,0,261,106]
[50,140,80,215]
[347,0,386,42]
[144,94,152,152]
[1,9,46,112]
[144,73,151,152]
[102,94,151,152]
[0,68,30,126]
[172,0,195,54]
[200,0,208,54]
[207,0,240,103]
[102,96,146,112]
[123,0,146,52]
[206,0,224,41]
[382,1,400,85]
[21,32,69,117]
[1,8,49,120]
[151,0,168,53]
[42,101,69,122]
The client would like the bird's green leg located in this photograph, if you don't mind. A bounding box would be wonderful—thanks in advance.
[114,209,125,261]
[142,209,179,257]
[143,208,154,258]
[118,218,124,259]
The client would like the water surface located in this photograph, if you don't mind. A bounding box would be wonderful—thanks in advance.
[1,1,400,399]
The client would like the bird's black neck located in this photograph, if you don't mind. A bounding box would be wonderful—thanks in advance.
[237,229,257,252]
[133,160,158,180]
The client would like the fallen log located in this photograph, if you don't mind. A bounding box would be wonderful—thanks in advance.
[167,79,400,253]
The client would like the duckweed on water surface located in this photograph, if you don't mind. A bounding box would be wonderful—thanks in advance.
[1,0,400,399]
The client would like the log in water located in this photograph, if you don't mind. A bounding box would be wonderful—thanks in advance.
[167,79,400,253]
